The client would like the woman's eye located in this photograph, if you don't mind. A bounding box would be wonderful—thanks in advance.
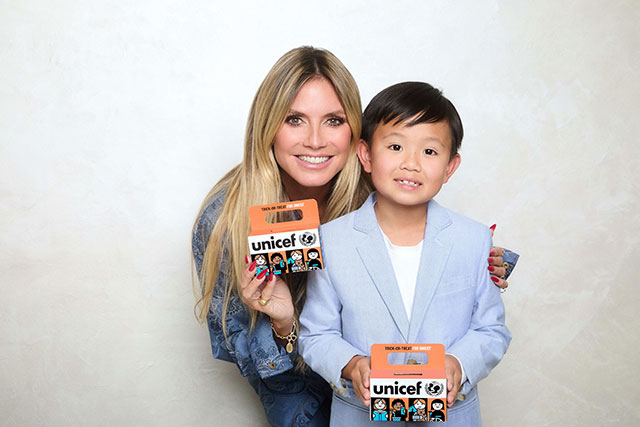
[327,117,345,126]
[389,144,402,151]
[424,148,436,155]
[285,115,303,126]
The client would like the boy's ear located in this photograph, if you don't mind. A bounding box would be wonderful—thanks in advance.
[443,154,461,183]
[356,139,372,173]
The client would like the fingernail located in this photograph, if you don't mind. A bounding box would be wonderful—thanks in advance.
[488,257,494,264]
[488,266,495,272]
[269,272,275,281]
[491,276,499,283]
[490,224,496,231]
[249,260,257,272]
[257,269,267,279]
[245,255,249,264]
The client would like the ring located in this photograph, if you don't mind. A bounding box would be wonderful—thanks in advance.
[258,297,269,306]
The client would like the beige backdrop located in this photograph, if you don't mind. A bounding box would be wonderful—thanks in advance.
[1,1,639,426]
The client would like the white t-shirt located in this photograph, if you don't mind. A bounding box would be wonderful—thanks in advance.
[380,227,467,385]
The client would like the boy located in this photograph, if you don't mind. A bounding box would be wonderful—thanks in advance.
[299,82,511,426]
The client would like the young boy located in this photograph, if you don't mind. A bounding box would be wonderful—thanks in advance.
[299,82,511,426]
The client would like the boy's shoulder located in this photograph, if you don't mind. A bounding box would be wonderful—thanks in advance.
[436,202,493,250]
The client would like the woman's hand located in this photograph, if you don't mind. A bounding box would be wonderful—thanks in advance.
[240,256,295,334]
[489,225,509,289]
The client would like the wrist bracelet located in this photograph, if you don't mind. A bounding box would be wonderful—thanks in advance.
[270,318,298,354]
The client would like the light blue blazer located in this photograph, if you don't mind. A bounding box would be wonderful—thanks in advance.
[299,193,511,426]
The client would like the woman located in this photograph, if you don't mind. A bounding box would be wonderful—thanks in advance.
[192,46,514,426]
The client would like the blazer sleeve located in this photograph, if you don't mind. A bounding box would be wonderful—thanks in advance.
[447,229,512,392]
[299,268,364,389]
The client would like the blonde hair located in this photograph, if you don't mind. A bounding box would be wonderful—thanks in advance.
[193,46,372,336]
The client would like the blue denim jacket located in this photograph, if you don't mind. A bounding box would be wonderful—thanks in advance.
[192,190,332,427]
[192,189,519,426]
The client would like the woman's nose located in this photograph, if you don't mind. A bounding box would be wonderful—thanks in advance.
[303,126,327,149]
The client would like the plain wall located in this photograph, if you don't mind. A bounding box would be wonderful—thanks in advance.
[1,1,639,426]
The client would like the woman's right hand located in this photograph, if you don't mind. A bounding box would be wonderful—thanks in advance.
[240,256,295,334]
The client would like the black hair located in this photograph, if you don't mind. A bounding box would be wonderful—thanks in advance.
[270,252,283,262]
[392,399,405,407]
[431,399,444,409]
[361,81,463,158]
[307,248,319,256]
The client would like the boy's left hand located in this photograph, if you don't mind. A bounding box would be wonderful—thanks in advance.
[444,354,462,408]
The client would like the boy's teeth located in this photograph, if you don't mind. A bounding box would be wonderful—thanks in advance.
[398,179,419,186]
[298,155,330,164]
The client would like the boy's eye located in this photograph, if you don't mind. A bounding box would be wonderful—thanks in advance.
[424,148,436,155]
[285,115,303,126]
[327,117,346,126]
[389,144,402,151]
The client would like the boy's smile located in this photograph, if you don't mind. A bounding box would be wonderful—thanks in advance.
[357,119,461,211]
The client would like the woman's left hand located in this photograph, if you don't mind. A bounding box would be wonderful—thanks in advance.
[489,225,509,289]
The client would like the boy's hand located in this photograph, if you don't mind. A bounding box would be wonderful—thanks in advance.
[341,355,371,406]
[445,354,462,408]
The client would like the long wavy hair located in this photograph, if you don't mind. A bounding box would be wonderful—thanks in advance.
[193,46,372,336]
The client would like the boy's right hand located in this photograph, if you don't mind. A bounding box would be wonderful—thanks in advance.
[341,355,371,406]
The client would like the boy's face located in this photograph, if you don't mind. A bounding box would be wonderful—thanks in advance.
[357,119,460,209]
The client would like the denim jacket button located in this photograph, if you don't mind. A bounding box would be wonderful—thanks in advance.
[337,388,347,396]
[269,362,277,369]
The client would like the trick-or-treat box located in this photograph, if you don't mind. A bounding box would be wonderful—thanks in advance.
[370,344,447,422]
[248,199,323,276]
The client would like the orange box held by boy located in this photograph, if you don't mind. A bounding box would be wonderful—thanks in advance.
[248,199,323,276]
[370,344,447,422]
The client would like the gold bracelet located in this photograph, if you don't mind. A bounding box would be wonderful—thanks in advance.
[270,318,298,354]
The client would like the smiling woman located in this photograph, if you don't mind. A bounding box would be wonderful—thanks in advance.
[192,46,371,426]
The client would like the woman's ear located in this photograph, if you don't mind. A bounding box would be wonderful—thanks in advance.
[356,139,372,173]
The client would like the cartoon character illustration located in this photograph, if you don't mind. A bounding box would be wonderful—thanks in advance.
[253,254,269,277]
[270,252,286,275]
[428,399,445,422]
[370,398,389,421]
[408,398,427,422]
[306,248,323,270]
[287,250,306,273]
[390,399,407,421]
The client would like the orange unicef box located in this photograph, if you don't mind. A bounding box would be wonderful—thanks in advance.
[370,344,447,422]
[248,199,323,276]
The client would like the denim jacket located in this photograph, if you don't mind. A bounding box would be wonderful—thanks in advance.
[192,190,332,427]
[192,189,519,426]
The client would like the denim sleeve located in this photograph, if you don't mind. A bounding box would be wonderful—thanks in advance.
[193,192,296,379]
[501,248,520,280]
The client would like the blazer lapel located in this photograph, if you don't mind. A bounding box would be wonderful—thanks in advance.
[354,194,410,341]
[408,199,453,343]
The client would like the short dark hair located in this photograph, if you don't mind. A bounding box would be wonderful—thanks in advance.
[361,81,463,158]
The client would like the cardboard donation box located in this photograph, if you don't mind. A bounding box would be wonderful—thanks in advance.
[370,344,447,422]
[248,199,323,276]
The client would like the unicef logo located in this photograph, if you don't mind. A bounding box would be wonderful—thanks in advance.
[299,232,316,247]
[426,381,444,396]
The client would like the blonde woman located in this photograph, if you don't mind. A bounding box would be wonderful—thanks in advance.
[192,46,517,426]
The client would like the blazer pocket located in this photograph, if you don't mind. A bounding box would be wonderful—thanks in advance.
[434,275,473,297]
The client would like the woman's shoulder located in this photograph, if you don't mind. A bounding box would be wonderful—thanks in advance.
[192,186,228,273]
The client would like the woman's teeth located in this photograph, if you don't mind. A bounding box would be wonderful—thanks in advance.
[397,179,420,187]
[298,155,330,164]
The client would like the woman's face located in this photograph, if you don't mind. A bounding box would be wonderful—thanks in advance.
[273,77,352,190]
